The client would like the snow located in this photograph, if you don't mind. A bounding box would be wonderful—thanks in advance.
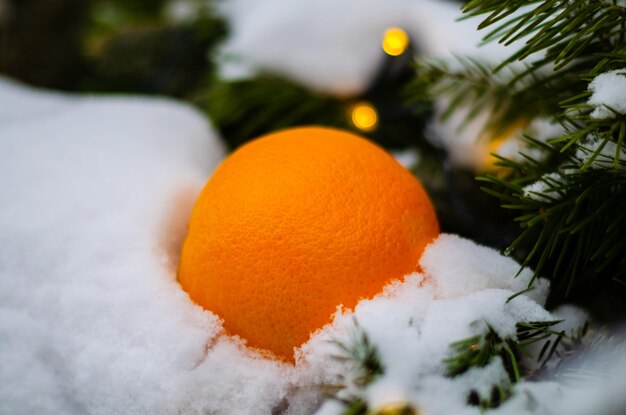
[301,269,552,415]
[0,77,75,126]
[1,78,623,415]
[551,304,590,335]
[420,234,549,304]
[588,69,626,119]
[217,0,513,96]
[575,136,626,169]
[522,172,567,201]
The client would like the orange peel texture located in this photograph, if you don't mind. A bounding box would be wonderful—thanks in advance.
[178,127,439,361]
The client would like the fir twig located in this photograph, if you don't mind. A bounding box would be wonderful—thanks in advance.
[327,319,385,414]
[409,0,626,308]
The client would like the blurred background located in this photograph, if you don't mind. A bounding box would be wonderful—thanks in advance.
[1,0,516,250]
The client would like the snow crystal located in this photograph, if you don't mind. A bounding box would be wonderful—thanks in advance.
[588,69,626,119]
[2,78,623,415]
[522,172,567,201]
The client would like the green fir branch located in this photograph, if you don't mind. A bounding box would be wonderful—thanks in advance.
[407,56,583,138]
[442,319,598,409]
[410,0,626,310]
[463,0,626,70]
[330,321,385,389]
[445,320,565,382]
[328,322,420,415]
[327,319,385,414]
[481,132,626,303]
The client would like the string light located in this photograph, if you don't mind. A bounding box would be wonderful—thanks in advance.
[382,27,409,56]
[350,102,379,132]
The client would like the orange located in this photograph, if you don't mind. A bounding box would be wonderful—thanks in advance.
[178,126,439,361]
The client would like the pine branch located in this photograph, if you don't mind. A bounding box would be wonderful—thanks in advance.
[445,320,565,381]
[442,319,603,409]
[326,319,385,414]
[410,0,626,310]
[463,0,626,71]
[481,130,626,304]
[328,321,419,415]
[406,57,584,138]
[330,321,385,389]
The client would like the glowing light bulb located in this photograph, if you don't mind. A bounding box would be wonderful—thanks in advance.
[351,102,379,132]
[382,27,409,56]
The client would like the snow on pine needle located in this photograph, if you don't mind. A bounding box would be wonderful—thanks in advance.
[588,70,626,120]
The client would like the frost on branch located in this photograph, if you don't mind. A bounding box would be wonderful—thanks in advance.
[588,69,626,120]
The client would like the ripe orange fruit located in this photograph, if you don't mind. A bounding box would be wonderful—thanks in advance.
[178,127,439,361]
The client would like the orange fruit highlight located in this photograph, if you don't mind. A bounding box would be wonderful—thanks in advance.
[178,127,439,361]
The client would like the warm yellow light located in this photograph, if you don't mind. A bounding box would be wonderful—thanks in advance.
[351,102,379,132]
[486,136,508,168]
[382,27,409,56]
[376,403,417,415]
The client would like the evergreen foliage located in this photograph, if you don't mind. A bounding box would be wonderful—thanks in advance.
[327,320,417,415]
[410,0,626,317]
[330,317,602,413]
[443,320,573,409]
[328,320,385,406]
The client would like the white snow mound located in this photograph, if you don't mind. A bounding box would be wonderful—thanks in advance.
[1,78,605,415]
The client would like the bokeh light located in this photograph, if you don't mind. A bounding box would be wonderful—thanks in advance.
[382,27,409,56]
[351,102,379,132]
